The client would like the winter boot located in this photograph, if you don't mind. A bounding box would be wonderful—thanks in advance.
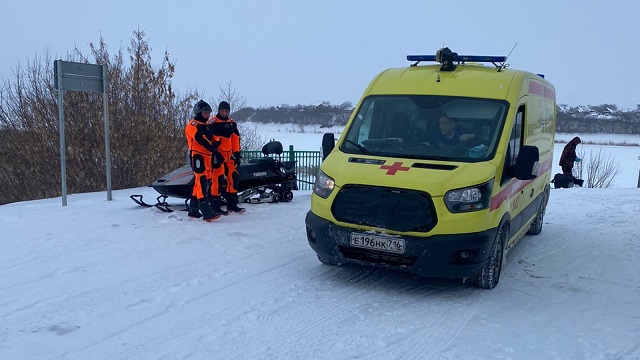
[209,195,229,216]
[187,196,202,218]
[199,199,221,222]
[225,193,246,214]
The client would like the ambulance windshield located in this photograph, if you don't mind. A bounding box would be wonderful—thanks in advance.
[341,95,509,162]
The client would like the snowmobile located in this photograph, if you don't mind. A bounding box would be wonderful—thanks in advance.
[130,140,298,212]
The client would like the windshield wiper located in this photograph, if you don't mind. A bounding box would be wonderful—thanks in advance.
[344,139,374,155]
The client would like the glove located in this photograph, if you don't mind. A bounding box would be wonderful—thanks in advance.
[212,151,224,167]
[232,152,241,166]
[575,157,581,162]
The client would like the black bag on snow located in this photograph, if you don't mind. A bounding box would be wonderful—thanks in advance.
[552,173,584,188]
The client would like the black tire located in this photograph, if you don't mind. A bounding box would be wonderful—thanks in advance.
[282,190,294,202]
[527,207,544,235]
[528,186,549,235]
[528,197,546,236]
[317,254,337,266]
[474,225,506,289]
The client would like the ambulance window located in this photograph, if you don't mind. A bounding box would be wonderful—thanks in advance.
[503,106,524,182]
[354,101,375,141]
[513,107,525,164]
[342,95,508,162]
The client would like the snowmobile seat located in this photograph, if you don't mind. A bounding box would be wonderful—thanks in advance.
[262,141,283,156]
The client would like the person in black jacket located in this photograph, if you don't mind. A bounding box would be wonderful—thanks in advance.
[425,115,475,147]
[559,136,582,177]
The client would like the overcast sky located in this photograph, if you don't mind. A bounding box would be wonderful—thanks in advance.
[2,0,638,110]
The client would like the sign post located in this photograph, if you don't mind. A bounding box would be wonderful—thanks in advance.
[54,60,111,206]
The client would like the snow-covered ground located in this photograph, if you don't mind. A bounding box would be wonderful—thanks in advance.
[1,124,639,360]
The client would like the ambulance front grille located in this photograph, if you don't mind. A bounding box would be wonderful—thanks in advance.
[332,185,437,232]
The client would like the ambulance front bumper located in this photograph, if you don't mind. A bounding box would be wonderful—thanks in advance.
[305,211,499,279]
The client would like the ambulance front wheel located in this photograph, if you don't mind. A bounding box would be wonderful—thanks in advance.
[473,223,506,289]
[317,254,337,266]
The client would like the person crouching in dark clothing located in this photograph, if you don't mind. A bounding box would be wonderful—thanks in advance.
[559,136,582,177]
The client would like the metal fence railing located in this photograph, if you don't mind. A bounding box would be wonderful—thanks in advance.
[241,145,322,190]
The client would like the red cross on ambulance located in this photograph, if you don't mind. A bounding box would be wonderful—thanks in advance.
[379,162,410,175]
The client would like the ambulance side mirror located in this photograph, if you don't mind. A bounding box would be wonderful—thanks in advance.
[321,133,335,161]
[514,145,539,180]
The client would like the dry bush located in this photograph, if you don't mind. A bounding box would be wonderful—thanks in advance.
[574,149,622,188]
[238,124,268,151]
[0,30,199,205]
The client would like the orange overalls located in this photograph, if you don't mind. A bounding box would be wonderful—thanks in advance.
[206,115,241,196]
[185,117,219,200]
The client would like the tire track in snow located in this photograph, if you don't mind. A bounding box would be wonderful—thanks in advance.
[56,257,462,360]
[55,254,317,360]
[368,286,483,360]
[0,210,287,334]
[219,267,477,360]
[0,252,240,338]
[222,266,398,359]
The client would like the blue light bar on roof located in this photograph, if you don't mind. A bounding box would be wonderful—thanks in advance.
[407,55,507,63]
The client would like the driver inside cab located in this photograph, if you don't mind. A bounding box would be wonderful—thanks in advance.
[425,115,476,147]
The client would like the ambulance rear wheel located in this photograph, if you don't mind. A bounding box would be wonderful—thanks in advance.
[474,224,506,290]
[282,190,293,202]
[528,187,548,235]
[527,206,544,235]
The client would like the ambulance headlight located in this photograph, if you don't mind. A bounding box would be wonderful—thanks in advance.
[444,179,494,213]
[313,170,335,199]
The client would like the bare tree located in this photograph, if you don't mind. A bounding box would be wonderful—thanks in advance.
[216,80,247,112]
[576,149,622,188]
[239,124,268,152]
[0,30,198,205]
[212,80,265,151]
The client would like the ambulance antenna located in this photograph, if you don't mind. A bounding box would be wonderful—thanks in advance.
[498,43,518,72]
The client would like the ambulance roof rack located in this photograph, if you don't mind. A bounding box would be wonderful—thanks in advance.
[407,47,507,72]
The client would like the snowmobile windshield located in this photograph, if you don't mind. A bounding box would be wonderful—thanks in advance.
[340,95,509,162]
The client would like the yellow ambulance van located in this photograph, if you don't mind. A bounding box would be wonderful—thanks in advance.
[305,48,556,289]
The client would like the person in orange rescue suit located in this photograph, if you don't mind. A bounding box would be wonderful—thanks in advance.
[206,101,246,214]
[559,136,582,178]
[185,100,221,222]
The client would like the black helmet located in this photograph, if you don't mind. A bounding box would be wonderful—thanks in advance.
[193,100,212,115]
[218,101,231,111]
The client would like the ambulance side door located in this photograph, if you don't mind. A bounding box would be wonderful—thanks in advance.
[502,105,526,244]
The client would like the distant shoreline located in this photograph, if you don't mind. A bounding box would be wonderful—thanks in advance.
[554,139,639,146]
[554,132,640,147]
